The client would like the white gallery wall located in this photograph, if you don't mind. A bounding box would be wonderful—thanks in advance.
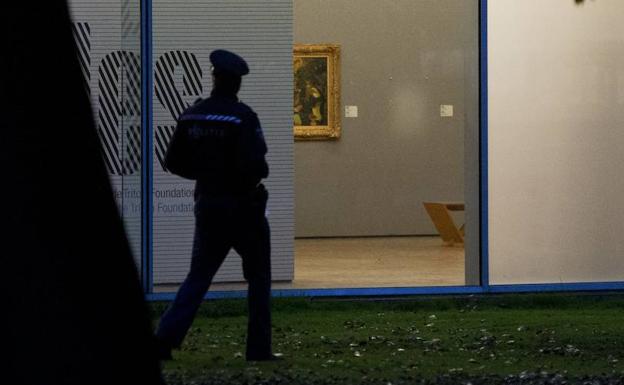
[488,0,624,284]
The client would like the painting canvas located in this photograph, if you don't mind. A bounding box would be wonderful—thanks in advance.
[294,44,340,140]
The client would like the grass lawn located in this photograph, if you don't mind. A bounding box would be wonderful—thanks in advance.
[153,293,624,384]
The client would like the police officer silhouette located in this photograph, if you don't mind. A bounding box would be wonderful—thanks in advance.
[156,49,277,362]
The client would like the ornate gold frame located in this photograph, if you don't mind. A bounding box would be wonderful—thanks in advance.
[293,44,341,140]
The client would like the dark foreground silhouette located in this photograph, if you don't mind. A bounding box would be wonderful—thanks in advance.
[1,1,162,384]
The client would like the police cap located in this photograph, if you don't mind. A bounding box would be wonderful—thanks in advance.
[210,49,249,77]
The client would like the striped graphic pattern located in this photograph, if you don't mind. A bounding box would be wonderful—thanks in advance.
[155,50,203,121]
[68,1,143,270]
[98,51,142,175]
[155,125,176,171]
[71,22,91,95]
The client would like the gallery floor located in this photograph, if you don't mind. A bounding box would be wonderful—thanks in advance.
[155,236,465,292]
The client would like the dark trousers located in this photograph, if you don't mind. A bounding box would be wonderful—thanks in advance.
[156,186,272,359]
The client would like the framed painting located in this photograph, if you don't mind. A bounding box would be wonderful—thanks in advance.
[293,44,341,140]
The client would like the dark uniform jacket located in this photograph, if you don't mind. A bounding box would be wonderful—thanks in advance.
[165,90,269,195]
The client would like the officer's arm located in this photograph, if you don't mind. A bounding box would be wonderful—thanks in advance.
[241,112,269,179]
[164,120,197,179]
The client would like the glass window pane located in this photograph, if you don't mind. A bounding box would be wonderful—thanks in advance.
[151,0,294,290]
[69,0,143,269]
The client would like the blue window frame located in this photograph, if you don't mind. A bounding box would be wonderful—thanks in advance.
[139,0,623,301]
[140,0,154,294]
[479,0,489,291]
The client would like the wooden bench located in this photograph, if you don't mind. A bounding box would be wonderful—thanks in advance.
[422,202,465,246]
